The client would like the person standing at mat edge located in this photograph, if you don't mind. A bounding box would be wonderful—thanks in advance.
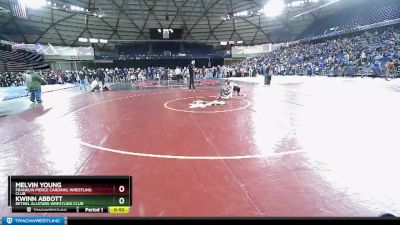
[25,68,47,104]
[78,69,87,91]
[264,64,272,86]
[385,59,395,80]
[189,60,196,89]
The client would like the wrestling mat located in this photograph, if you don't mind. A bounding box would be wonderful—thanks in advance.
[199,79,220,85]
[133,81,158,87]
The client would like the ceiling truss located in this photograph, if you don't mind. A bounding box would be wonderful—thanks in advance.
[0,0,340,51]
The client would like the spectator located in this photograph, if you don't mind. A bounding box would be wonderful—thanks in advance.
[385,59,395,80]
[25,69,47,104]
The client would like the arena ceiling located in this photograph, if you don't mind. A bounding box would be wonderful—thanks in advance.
[0,0,346,52]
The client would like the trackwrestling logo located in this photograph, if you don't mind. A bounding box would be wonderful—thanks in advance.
[2,217,64,225]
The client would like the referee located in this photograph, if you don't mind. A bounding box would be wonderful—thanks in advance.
[189,60,196,89]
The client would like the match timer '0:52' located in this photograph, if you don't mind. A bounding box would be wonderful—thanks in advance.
[109,206,130,214]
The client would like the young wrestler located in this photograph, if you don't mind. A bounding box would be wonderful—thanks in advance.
[91,78,102,92]
[217,80,246,99]
[228,81,245,97]
[216,81,233,100]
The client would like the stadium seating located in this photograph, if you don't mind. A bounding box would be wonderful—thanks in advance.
[153,42,180,56]
[298,0,400,40]
[234,26,400,77]
[0,48,50,73]
[114,42,217,60]
[183,43,215,57]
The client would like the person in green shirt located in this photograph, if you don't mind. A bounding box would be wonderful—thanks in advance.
[24,68,47,104]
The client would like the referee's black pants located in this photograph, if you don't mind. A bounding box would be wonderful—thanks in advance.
[189,76,195,89]
[264,75,271,85]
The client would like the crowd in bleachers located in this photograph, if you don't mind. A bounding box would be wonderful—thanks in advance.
[232,26,400,77]
[0,72,24,87]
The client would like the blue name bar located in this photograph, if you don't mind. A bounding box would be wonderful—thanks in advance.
[2,217,65,225]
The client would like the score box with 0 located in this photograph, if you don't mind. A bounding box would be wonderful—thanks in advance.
[113,183,130,206]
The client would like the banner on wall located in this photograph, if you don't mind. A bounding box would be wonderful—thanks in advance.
[232,43,289,58]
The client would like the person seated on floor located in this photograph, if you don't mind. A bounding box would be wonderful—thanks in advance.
[90,78,102,92]
[216,81,233,100]
[103,82,112,91]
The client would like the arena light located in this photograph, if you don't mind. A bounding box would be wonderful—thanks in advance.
[220,41,227,46]
[20,0,47,9]
[71,5,85,12]
[78,38,88,43]
[263,0,285,17]
[290,0,341,20]
[99,39,108,44]
[234,10,248,17]
[89,38,99,43]
[290,0,304,7]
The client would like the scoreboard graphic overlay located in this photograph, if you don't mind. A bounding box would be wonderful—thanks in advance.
[8,176,132,214]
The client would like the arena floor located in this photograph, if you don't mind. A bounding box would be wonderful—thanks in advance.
[1,76,400,217]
